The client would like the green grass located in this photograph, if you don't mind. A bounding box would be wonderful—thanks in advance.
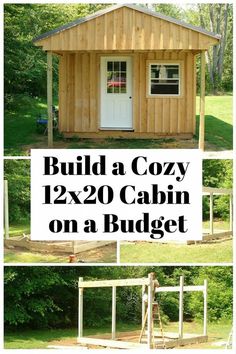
[4,94,232,155]
[4,248,116,264]
[4,95,49,156]
[4,328,77,349]
[195,95,233,150]
[120,240,232,263]
[8,222,30,237]
[4,251,69,263]
[203,220,230,231]
[4,320,232,349]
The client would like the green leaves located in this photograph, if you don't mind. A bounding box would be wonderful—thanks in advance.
[4,266,233,329]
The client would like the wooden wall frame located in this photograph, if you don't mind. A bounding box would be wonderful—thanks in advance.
[77,274,208,349]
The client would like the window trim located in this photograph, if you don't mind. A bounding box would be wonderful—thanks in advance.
[146,60,184,98]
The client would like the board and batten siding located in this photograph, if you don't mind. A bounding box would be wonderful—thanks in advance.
[59,51,196,136]
[37,7,218,51]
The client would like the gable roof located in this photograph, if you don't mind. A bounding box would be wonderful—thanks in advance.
[33,4,221,43]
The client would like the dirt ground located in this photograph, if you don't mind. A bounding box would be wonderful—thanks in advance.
[47,329,226,349]
[4,243,117,263]
[20,137,226,153]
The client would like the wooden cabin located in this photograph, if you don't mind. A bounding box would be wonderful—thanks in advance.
[34,4,220,148]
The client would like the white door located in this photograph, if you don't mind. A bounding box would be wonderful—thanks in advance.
[100,57,132,129]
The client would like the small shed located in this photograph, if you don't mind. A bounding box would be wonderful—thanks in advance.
[34,4,220,148]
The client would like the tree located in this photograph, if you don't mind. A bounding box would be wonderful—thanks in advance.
[202,160,233,220]
[186,4,232,93]
[4,266,233,330]
[4,160,30,223]
[4,4,108,100]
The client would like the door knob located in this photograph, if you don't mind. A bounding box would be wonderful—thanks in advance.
[129,96,132,99]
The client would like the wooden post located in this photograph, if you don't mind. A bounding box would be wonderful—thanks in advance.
[47,51,53,148]
[142,284,145,328]
[203,279,207,336]
[229,193,233,232]
[4,180,9,239]
[78,278,83,339]
[112,286,116,340]
[147,273,153,349]
[178,275,184,339]
[198,51,206,150]
[209,193,214,235]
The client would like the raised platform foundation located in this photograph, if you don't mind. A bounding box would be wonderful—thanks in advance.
[4,236,115,254]
[77,332,208,349]
[62,132,193,140]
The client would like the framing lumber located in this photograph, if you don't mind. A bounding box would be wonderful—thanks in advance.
[112,286,116,340]
[203,279,208,336]
[201,186,233,243]
[210,192,213,235]
[198,50,206,150]
[178,275,184,339]
[77,337,147,349]
[4,180,9,239]
[4,238,115,254]
[202,230,232,241]
[147,273,153,349]
[77,275,208,349]
[78,277,83,339]
[230,193,233,232]
[141,284,145,328]
[47,51,53,147]
[203,186,232,195]
[156,285,205,293]
[79,278,150,288]
[155,334,208,348]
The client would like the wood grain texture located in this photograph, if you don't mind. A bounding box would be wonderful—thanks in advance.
[35,7,219,51]
[58,51,196,136]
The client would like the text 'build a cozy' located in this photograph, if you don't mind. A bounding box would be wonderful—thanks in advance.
[34,4,220,148]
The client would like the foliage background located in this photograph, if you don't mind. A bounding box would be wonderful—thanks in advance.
[4,159,232,225]
[4,160,30,224]
[202,159,233,221]
[4,3,233,107]
[4,266,233,330]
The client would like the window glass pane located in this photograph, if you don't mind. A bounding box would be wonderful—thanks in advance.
[151,64,179,79]
[106,60,127,94]
[150,63,180,95]
[165,65,179,78]
[151,83,179,95]
[107,86,113,93]
[121,61,126,71]
[151,65,160,78]
[114,61,119,71]
[107,61,113,71]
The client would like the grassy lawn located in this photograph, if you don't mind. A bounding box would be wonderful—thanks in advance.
[5,222,116,263]
[4,94,232,155]
[4,95,49,156]
[120,240,232,263]
[121,220,232,263]
[4,320,232,349]
[8,222,30,237]
[4,250,69,263]
[195,95,233,150]
[202,220,230,231]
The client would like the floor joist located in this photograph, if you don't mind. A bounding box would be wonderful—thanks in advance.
[77,337,147,349]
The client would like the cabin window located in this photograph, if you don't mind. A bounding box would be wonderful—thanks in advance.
[148,63,180,96]
[107,61,127,94]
